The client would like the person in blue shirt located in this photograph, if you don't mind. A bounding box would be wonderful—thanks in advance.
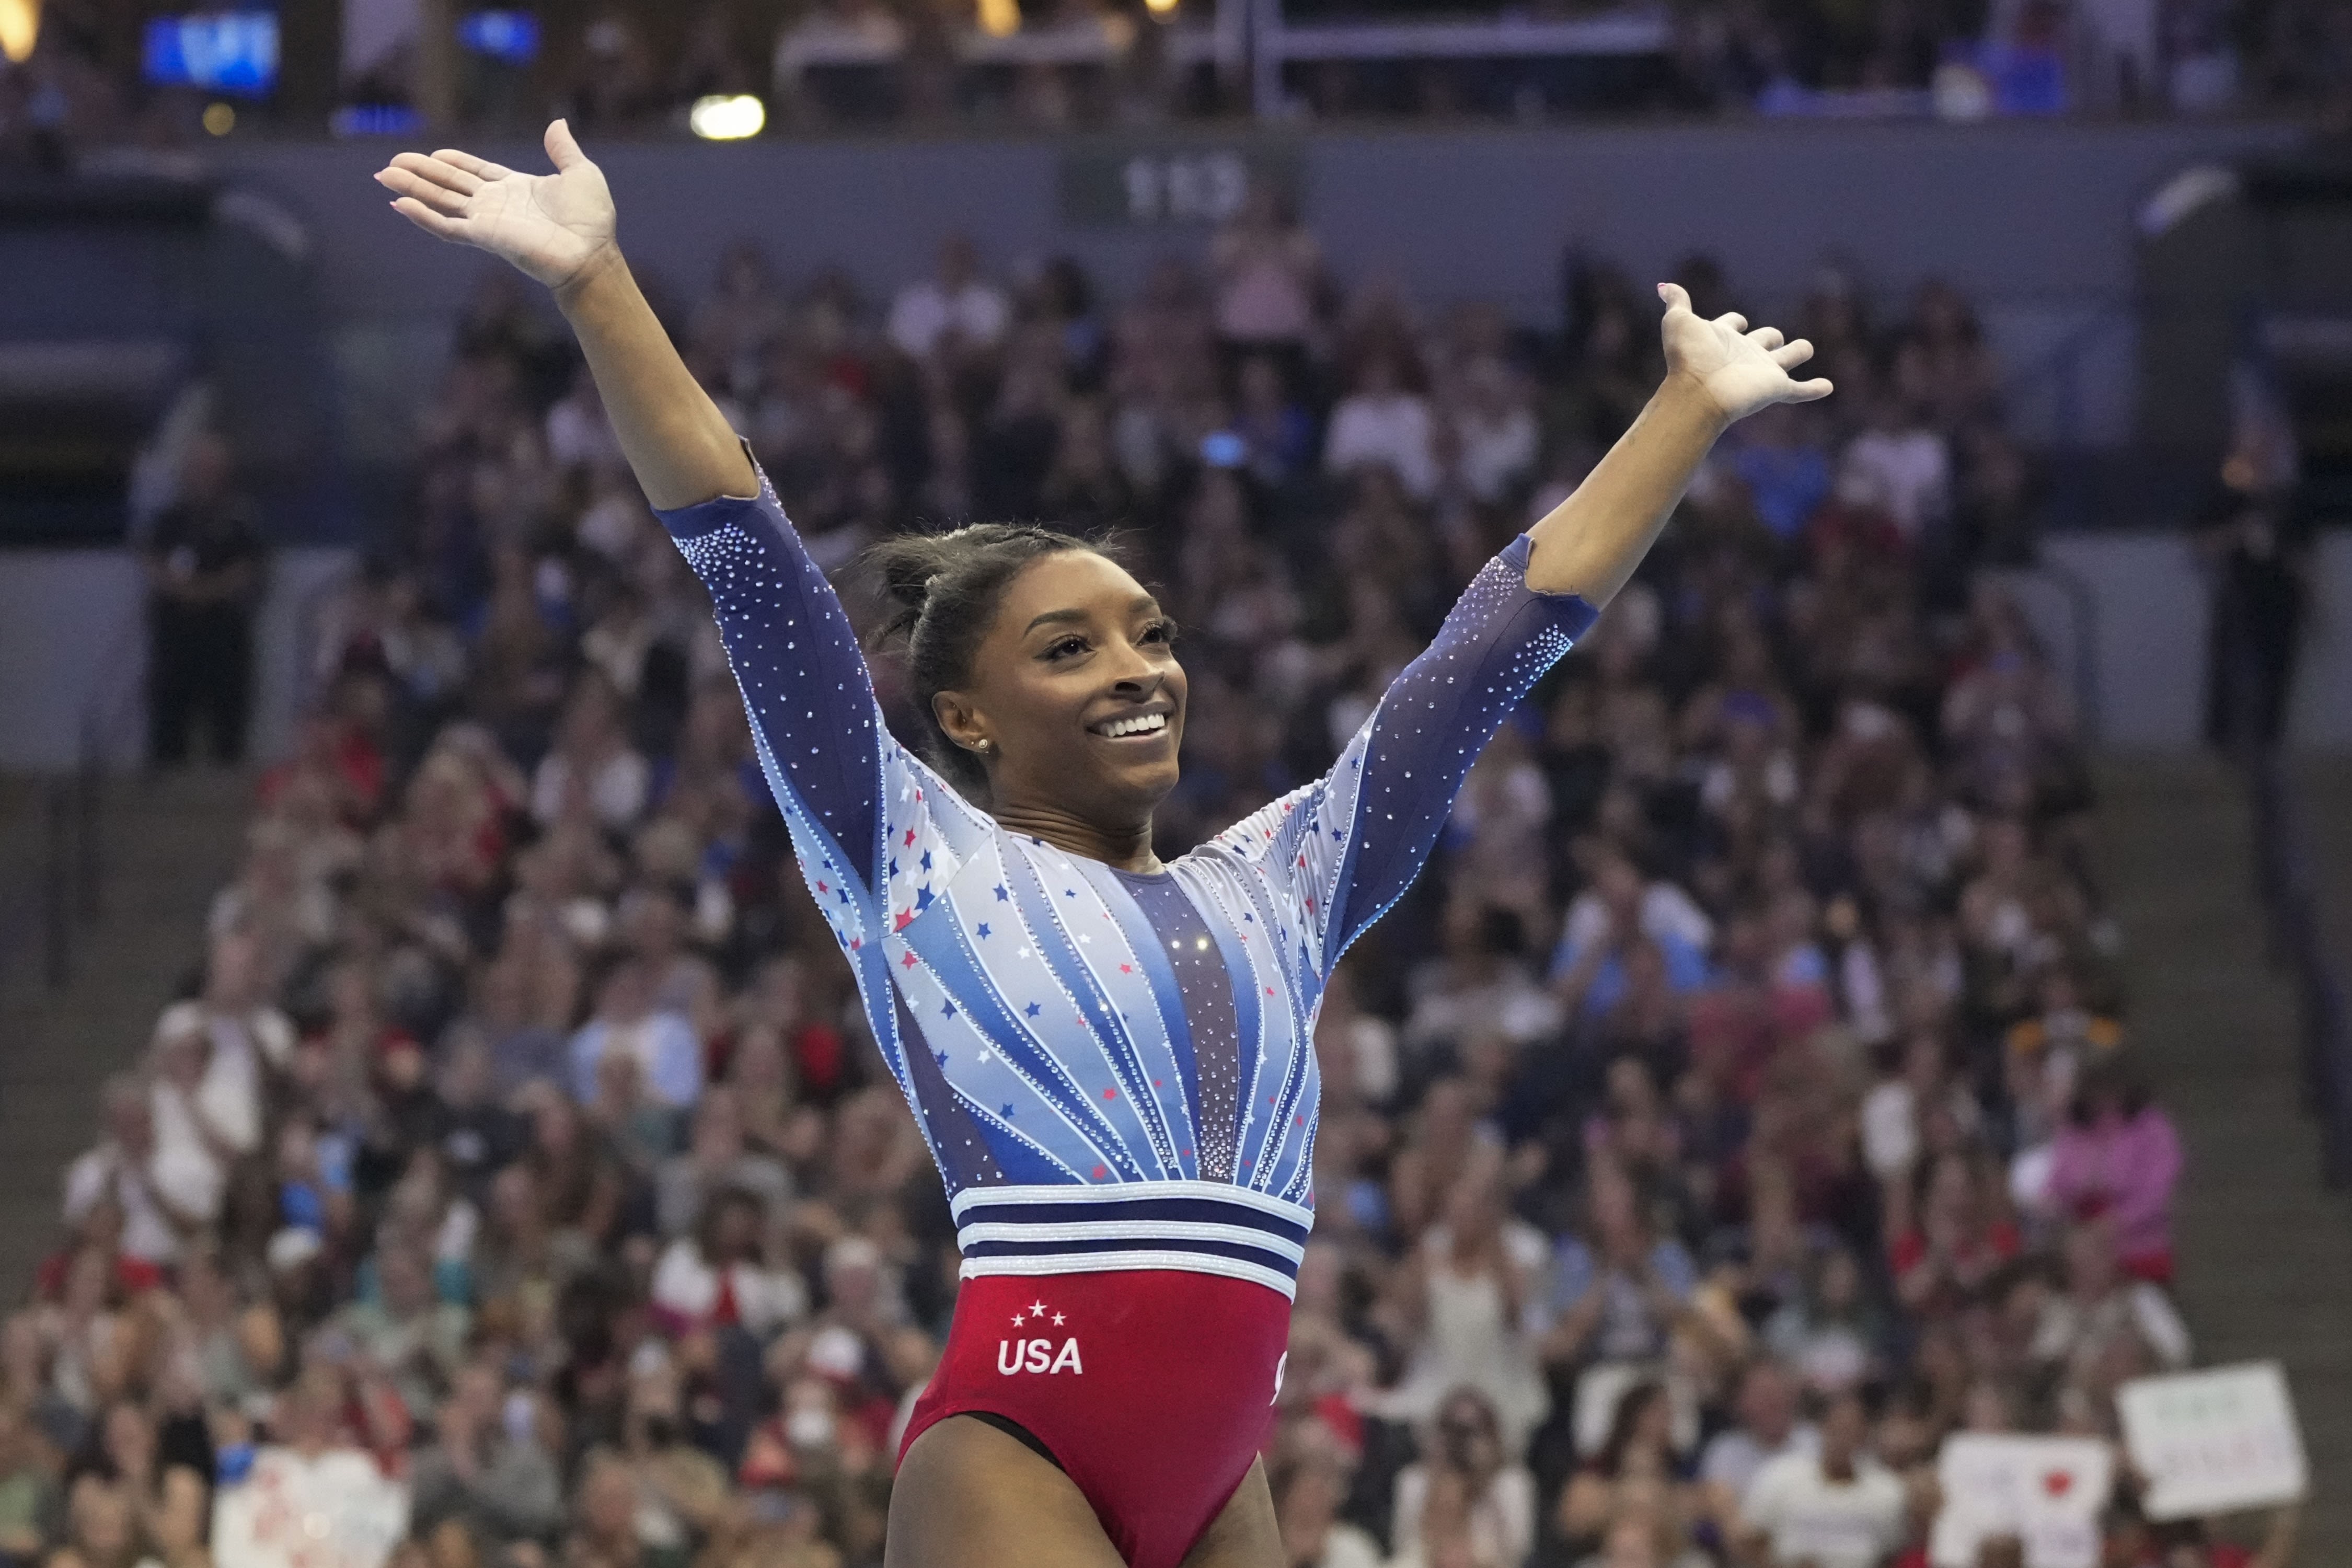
[1552,853,1713,1023]
[1726,401,1832,545]
[375,121,1830,1568]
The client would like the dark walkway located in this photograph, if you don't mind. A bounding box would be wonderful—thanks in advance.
[2096,755,2352,1563]
[0,768,252,1301]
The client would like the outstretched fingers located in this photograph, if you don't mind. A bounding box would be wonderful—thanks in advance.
[376,157,477,216]
[1782,376,1836,403]
[1657,281,1694,317]
[1770,338,1816,370]
[372,170,468,222]
[387,196,468,243]
[389,150,486,194]
[1746,325,1785,353]
[430,147,512,182]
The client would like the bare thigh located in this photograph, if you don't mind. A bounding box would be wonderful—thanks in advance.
[885,1416,1125,1568]
[1178,1458,1281,1568]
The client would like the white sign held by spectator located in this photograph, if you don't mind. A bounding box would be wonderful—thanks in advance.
[1930,1434,2112,1568]
[211,1446,411,1568]
[2118,1361,2308,1521]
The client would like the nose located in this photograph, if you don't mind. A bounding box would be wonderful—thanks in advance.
[1104,637,1166,698]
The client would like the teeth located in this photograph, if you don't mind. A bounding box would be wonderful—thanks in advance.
[1100,713,1167,738]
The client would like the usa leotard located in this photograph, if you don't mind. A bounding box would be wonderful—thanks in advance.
[659,469,1595,1567]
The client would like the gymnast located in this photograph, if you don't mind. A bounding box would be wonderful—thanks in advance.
[376,121,1830,1568]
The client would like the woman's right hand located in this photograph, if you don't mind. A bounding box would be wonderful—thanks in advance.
[375,120,617,294]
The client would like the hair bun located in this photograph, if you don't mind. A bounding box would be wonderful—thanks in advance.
[867,536,960,640]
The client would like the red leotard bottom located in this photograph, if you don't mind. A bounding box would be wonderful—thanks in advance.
[897,1270,1292,1568]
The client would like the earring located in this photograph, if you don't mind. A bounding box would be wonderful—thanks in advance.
[974,739,994,754]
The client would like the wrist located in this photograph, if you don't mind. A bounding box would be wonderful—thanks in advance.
[552,244,629,314]
[1661,368,1736,435]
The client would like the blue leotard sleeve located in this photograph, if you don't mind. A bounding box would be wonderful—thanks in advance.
[1207,535,1598,977]
[655,466,894,886]
[655,467,997,1098]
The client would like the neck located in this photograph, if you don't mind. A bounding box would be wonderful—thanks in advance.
[988,797,1161,874]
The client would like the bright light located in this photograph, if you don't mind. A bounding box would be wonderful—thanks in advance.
[1144,0,1179,17]
[688,94,765,141]
[0,0,39,64]
[202,101,235,135]
[977,0,1021,38]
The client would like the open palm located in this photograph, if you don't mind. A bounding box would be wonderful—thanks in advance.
[375,120,616,292]
[1657,281,1832,422]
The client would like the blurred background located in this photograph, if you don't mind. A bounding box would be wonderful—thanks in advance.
[0,3,2350,1567]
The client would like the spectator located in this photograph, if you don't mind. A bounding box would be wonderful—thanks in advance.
[1727,402,1831,546]
[1543,1171,1702,1371]
[1447,358,1541,505]
[1557,1381,1700,1551]
[533,675,651,832]
[1209,183,1323,377]
[2043,1057,2182,1283]
[649,1190,806,1338]
[2027,1220,2191,1385]
[61,1078,191,1271]
[884,235,1009,361]
[1230,354,1319,491]
[570,959,704,1115]
[1389,1388,1536,1568]
[1840,396,1951,546]
[1697,1359,1817,1511]
[1272,1449,1382,1568]
[141,431,266,768]
[1734,1389,1907,1568]
[408,1365,567,1557]
[1324,349,1438,501]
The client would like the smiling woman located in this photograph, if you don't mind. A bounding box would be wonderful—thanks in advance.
[866,524,1187,866]
[372,118,1828,1568]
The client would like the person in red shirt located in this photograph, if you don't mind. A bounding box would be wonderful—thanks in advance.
[1890,1152,2020,1321]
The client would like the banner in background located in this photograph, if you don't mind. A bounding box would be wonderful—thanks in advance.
[1930,1434,2112,1568]
[2118,1361,2308,1521]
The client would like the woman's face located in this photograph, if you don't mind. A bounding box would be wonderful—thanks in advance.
[938,551,1188,829]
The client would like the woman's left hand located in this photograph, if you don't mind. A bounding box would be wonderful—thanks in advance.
[1657,282,1833,422]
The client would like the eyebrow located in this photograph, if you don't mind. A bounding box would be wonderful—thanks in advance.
[1022,595,1160,637]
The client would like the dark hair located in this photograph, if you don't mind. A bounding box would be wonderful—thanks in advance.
[2067,1053,2152,1126]
[694,1186,766,1262]
[864,524,1116,796]
[1593,1380,1668,1475]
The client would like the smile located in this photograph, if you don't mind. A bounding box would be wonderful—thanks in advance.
[1092,712,1169,739]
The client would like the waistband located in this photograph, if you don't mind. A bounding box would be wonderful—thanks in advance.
[949,1181,1314,1301]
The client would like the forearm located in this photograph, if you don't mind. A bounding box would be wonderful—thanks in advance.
[1526,372,1727,604]
[554,252,753,510]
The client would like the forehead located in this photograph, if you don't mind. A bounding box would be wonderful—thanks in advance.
[994,550,1152,630]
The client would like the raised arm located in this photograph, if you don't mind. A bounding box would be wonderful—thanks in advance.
[374,120,751,509]
[374,122,976,914]
[1220,284,1828,974]
[1527,281,1831,604]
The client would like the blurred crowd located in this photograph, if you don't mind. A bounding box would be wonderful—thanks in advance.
[3,204,2287,1568]
[2,0,2348,161]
